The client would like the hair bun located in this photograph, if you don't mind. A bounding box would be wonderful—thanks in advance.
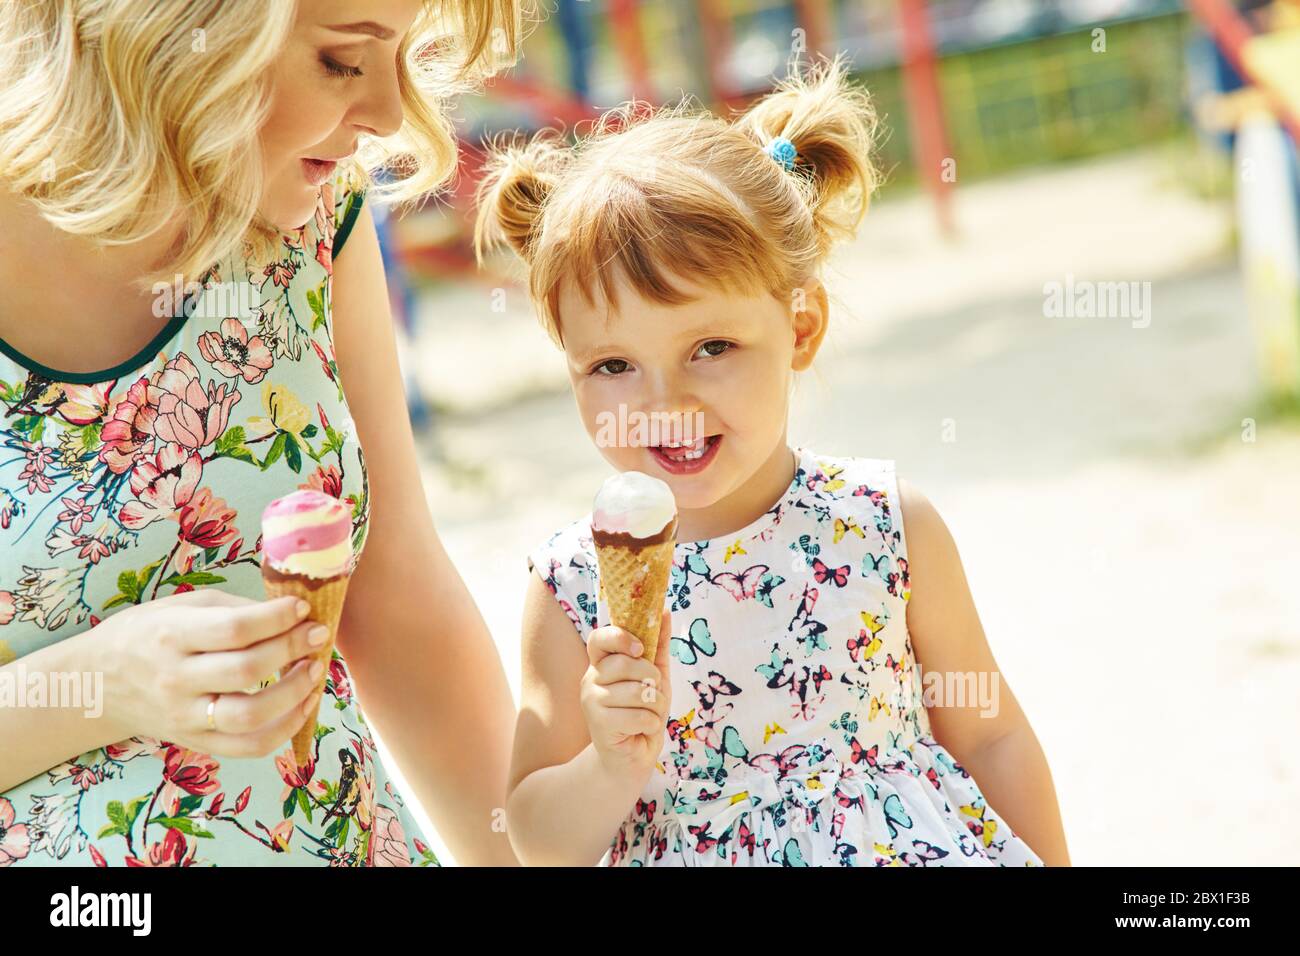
[735,53,880,256]
[473,127,573,264]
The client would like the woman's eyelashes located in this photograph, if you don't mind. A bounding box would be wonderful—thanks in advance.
[320,53,364,79]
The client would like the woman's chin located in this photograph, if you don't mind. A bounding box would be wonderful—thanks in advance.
[260,187,323,234]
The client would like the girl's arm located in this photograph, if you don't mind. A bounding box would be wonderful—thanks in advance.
[505,572,649,866]
[898,477,1072,867]
[331,205,519,866]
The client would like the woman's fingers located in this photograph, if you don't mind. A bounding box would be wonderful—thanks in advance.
[194,698,321,761]
[159,587,254,609]
[187,621,331,693]
[183,596,311,653]
[193,658,321,744]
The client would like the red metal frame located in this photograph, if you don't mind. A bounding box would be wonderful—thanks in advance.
[1185,0,1300,143]
[897,0,956,237]
[404,0,966,274]
[794,0,833,57]
[609,0,657,104]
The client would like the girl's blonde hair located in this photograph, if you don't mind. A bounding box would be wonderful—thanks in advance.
[0,0,528,293]
[473,54,879,347]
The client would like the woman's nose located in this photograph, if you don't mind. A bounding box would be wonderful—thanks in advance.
[351,66,405,140]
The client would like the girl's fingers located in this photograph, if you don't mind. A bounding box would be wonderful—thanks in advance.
[653,610,672,674]
[595,680,665,712]
[586,625,643,665]
[606,706,666,739]
[591,652,661,687]
[652,610,673,708]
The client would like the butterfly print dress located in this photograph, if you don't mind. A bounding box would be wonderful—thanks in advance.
[0,170,433,867]
[528,446,1044,867]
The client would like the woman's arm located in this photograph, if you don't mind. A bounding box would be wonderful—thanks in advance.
[0,629,134,791]
[898,477,1071,866]
[1,591,325,792]
[505,572,651,866]
[330,204,519,866]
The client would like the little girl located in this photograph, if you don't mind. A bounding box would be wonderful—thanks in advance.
[474,57,1068,867]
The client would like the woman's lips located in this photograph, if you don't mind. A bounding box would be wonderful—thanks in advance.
[648,435,722,475]
[301,158,337,186]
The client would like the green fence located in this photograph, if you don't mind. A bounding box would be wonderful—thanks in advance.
[859,12,1192,187]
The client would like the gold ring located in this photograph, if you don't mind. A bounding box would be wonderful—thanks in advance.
[206,694,218,732]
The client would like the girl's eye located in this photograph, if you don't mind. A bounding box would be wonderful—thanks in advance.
[696,340,733,359]
[320,55,364,79]
[593,358,629,376]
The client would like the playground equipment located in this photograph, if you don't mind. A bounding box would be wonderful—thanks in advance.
[393,0,1195,284]
[1184,0,1300,399]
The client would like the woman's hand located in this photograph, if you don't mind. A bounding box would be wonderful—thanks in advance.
[94,589,330,758]
[579,610,673,784]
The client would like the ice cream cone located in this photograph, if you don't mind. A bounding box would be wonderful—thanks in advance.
[260,489,355,768]
[263,571,350,765]
[592,471,678,662]
[594,523,677,661]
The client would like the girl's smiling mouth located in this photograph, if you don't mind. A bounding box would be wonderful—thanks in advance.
[649,434,722,475]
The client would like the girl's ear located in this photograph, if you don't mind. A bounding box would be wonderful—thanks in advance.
[790,277,829,372]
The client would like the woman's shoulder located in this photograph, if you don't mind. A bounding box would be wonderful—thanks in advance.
[322,165,369,263]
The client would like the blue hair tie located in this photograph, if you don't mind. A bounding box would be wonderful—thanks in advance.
[765,136,798,171]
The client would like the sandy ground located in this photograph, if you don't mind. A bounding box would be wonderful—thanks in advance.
[377,148,1300,866]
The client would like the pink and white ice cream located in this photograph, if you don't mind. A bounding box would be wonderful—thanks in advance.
[260,489,353,580]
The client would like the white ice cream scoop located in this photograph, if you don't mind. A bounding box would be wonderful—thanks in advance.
[592,470,677,539]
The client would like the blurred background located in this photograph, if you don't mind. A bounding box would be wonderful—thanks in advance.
[367,0,1300,865]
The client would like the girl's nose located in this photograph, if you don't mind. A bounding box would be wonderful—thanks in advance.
[642,369,701,418]
[639,396,705,445]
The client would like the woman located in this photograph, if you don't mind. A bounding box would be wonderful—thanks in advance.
[0,0,525,866]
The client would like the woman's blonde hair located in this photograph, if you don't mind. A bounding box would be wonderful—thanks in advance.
[473,54,879,347]
[0,0,528,293]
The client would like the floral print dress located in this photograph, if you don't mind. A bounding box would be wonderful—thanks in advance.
[529,447,1045,867]
[0,171,435,867]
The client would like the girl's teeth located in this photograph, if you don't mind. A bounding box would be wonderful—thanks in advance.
[660,437,712,460]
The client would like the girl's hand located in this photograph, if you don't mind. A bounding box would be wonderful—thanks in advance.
[94,589,331,758]
[580,610,673,782]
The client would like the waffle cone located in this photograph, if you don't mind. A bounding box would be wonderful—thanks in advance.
[595,537,675,661]
[262,572,351,767]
